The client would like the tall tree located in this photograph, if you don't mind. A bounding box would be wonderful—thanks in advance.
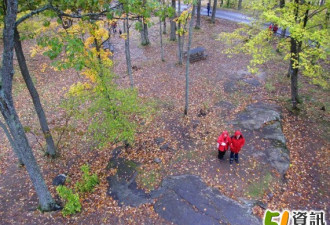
[139,0,151,46]
[184,4,196,115]
[159,17,165,61]
[123,14,134,88]
[170,0,177,40]
[195,0,201,29]
[0,0,57,211]
[14,28,57,157]
[162,0,167,34]
[211,0,218,23]
[177,0,184,64]
[139,18,150,45]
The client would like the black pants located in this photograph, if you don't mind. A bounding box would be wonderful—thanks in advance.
[230,152,239,161]
[218,150,226,159]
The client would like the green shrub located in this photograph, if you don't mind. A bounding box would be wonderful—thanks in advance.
[75,164,99,193]
[56,185,81,216]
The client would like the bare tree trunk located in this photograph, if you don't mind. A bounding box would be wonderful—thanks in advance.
[140,18,150,46]
[14,29,56,157]
[238,0,242,10]
[280,0,286,38]
[289,0,309,109]
[178,0,183,65]
[211,0,218,23]
[163,18,167,34]
[170,0,177,41]
[195,0,201,29]
[178,29,183,64]
[159,17,165,61]
[0,0,57,211]
[123,15,134,88]
[0,120,24,165]
[227,0,230,7]
[184,4,196,115]
[163,0,167,34]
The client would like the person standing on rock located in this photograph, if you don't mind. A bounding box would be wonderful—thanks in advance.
[230,130,245,164]
[217,131,231,160]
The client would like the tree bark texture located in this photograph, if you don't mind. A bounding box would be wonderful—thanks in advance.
[184,4,196,115]
[163,17,167,34]
[140,17,150,46]
[195,0,201,29]
[238,0,242,10]
[123,15,134,88]
[211,0,218,23]
[0,120,24,165]
[0,0,57,211]
[170,0,177,41]
[178,0,183,65]
[163,0,167,34]
[14,28,56,157]
[289,0,309,109]
[159,17,165,61]
[280,0,286,38]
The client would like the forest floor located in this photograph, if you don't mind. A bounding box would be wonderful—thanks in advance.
[0,15,329,224]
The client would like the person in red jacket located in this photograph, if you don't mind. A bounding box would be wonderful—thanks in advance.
[273,24,278,34]
[230,130,245,164]
[217,130,231,160]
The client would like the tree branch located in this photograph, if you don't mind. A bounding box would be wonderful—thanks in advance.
[15,4,51,26]
[49,3,123,19]
[308,7,327,19]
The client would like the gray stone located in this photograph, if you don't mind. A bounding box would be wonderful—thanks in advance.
[223,80,238,93]
[52,174,66,186]
[265,147,290,176]
[112,146,124,158]
[267,192,274,199]
[238,197,257,208]
[155,137,165,146]
[232,102,281,130]
[160,143,169,150]
[242,78,261,87]
[154,175,260,225]
[230,102,290,176]
[192,120,200,129]
[261,121,286,146]
[256,201,268,209]
[154,158,162,164]
[214,101,235,111]
[256,71,267,82]
[236,70,250,79]
[107,158,151,206]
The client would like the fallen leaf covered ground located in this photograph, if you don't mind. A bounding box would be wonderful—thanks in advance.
[0,15,329,224]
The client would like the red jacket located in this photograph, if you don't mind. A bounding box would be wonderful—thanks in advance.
[217,131,231,151]
[230,131,245,153]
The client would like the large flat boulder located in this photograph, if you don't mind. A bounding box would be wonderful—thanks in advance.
[154,175,260,225]
[265,147,290,176]
[106,158,152,207]
[232,102,281,130]
[230,102,290,176]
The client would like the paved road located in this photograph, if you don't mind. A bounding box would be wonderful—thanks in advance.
[178,4,289,36]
